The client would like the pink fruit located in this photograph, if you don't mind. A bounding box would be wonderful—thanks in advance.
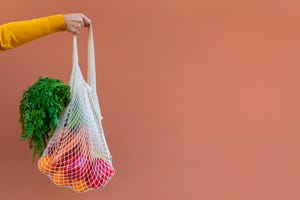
[86,158,114,189]
[63,153,89,181]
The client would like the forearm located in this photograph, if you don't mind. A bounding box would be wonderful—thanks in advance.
[0,14,66,51]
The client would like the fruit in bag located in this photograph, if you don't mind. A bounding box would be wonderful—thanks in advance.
[86,158,115,189]
[52,169,69,186]
[38,155,56,175]
[63,153,89,181]
[72,179,88,193]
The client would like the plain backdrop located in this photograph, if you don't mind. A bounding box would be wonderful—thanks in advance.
[0,0,300,200]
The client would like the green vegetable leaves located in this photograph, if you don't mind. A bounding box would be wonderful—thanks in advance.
[19,77,70,160]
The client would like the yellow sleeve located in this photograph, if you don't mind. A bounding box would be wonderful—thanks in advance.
[0,14,66,51]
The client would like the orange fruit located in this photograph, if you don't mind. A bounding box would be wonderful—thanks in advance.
[72,179,88,193]
[52,170,69,186]
[38,155,55,175]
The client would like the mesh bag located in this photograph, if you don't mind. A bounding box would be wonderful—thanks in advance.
[38,27,115,193]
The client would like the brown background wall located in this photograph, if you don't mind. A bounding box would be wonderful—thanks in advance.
[1,0,300,199]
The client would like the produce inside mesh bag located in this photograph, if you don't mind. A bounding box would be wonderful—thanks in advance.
[38,27,114,193]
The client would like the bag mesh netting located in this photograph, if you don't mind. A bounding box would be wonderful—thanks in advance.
[38,27,114,193]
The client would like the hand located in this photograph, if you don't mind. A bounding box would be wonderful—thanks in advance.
[63,13,91,35]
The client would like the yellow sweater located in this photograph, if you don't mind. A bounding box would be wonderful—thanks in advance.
[0,14,66,51]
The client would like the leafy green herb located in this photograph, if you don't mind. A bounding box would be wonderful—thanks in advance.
[19,77,70,160]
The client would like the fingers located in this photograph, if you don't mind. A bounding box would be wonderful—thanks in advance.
[64,13,92,35]
[80,14,91,27]
[67,22,81,35]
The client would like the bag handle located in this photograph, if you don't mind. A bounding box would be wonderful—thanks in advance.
[87,26,96,90]
[71,26,96,90]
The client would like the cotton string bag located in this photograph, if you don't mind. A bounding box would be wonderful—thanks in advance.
[38,26,115,193]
